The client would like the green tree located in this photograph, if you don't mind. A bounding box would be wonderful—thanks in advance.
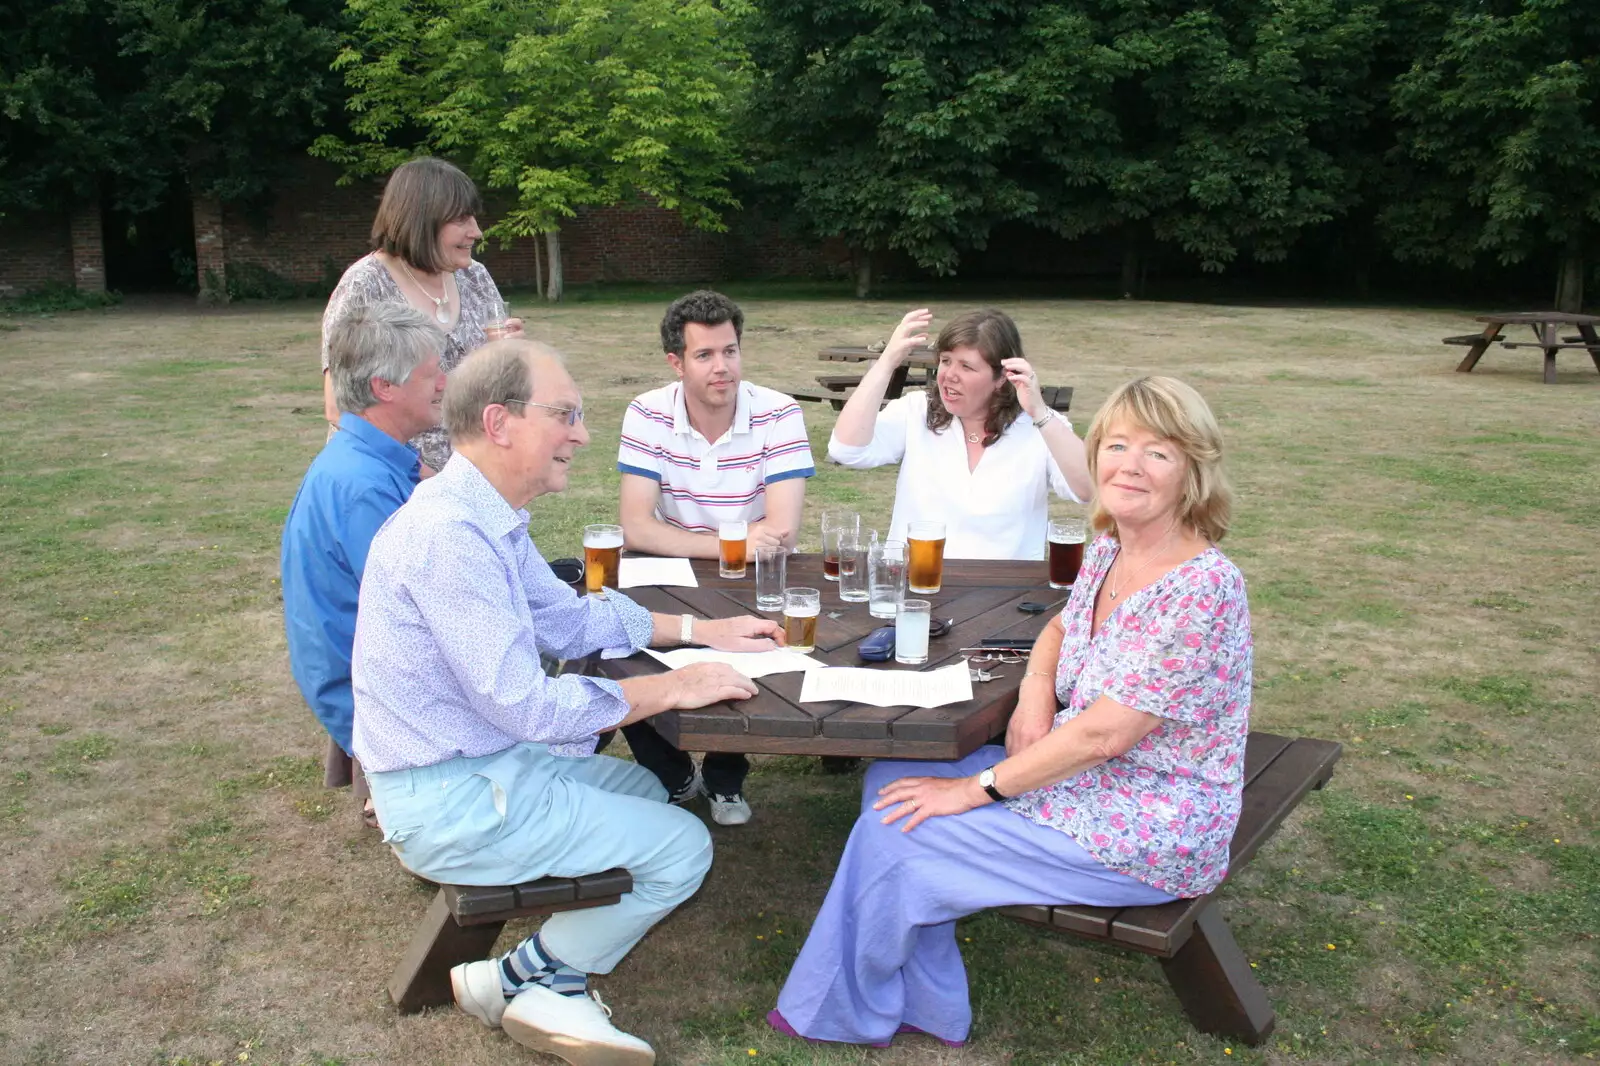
[315,0,749,301]
[1384,0,1600,311]
[1,0,343,217]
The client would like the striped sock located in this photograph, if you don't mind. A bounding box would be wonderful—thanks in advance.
[497,934,589,999]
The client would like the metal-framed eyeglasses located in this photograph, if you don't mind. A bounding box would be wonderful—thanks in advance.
[500,398,584,425]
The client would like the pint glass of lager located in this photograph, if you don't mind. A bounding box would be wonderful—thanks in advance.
[783,587,821,653]
[907,520,946,594]
[718,520,749,578]
[583,524,624,595]
[1047,518,1086,589]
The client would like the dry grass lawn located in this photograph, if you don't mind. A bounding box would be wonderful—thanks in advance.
[0,291,1596,1066]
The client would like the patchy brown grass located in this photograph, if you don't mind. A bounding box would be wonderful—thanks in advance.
[0,292,1595,1066]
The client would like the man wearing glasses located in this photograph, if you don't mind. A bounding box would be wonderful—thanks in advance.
[614,290,816,826]
[352,339,783,1066]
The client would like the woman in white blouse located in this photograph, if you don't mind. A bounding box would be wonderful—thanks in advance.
[828,308,1092,559]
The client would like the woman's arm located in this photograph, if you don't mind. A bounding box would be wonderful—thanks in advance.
[1006,613,1064,756]
[1002,357,1091,501]
[830,308,931,448]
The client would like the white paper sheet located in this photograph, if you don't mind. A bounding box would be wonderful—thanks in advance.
[617,556,699,589]
[644,647,825,679]
[798,662,973,709]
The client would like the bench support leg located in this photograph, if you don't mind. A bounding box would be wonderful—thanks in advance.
[1158,903,1275,1046]
[389,889,507,1014]
[1455,322,1501,373]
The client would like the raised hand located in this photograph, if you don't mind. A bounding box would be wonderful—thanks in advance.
[697,615,785,652]
[882,308,934,367]
[1000,357,1046,420]
[669,662,760,708]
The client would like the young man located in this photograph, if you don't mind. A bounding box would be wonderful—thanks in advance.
[353,340,779,1066]
[615,291,816,826]
[281,302,446,826]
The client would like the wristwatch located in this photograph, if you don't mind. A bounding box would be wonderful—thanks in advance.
[977,767,1007,802]
[679,614,695,645]
[1031,410,1054,428]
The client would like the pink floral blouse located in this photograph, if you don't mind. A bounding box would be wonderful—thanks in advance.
[1004,534,1253,897]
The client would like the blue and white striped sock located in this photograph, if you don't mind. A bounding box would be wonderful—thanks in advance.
[497,933,588,999]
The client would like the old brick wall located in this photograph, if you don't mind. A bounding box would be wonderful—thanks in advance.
[0,212,74,297]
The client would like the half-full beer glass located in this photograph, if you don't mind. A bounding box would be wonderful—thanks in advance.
[583,524,623,595]
[1047,518,1086,589]
[820,509,859,583]
[907,520,946,594]
[783,587,821,653]
[718,520,749,578]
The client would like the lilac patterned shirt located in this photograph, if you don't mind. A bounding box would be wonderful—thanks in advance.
[350,453,654,772]
[1005,534,1252,897]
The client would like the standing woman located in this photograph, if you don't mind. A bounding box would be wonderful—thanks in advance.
[828,308,1091,559]
[320,156,523,473]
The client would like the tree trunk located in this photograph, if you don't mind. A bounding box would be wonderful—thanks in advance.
[544,229,564,302]
[533,232,544,301]
[1553,238,1583,313]
[853,250,873,299]
[1120,234,1143,299]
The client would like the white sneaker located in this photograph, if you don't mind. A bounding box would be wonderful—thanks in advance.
[502,985,655,1066]
[708,792,752,826]
[451,959,509,1028]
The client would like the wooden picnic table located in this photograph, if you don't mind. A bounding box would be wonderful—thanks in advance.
[599,554,1061,759]
[1447,311,1600,384]
[797,345,1073,414]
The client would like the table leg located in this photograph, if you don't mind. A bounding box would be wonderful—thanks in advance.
[1456,321,1501,373]
[1541,322,1558,384]
[885,363,911,400]
[1579,324,1600,374]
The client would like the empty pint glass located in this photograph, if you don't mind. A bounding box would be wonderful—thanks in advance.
[907,520,946,594]
[783,587,821,653]
[820,509,859,583]
[583,524,623,595]
[1047,518,1086,589]
[837,530,869,602]
[755,544,786,612]
[868,539,907,618]
[719,520,749,578]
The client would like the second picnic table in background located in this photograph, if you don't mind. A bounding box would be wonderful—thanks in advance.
[1445,311,1600,384]
[793,345,1073,413]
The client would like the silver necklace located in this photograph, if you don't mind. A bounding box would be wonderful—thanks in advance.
[398,258,451,324]
[1107,526,1178,600]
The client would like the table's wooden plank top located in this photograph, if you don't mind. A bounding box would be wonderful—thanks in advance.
[598,555,1063,759]
[818,345,939,368]
[1474,311,1600,326]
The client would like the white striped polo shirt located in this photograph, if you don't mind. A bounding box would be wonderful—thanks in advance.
[616,381,816,534]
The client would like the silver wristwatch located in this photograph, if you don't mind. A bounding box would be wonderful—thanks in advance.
[679,614,695,645]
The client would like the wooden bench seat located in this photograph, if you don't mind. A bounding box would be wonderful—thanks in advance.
[999,732,1341,1046]
[792,385,1074,414]
[1443,333,1503,345]
[389,869,632,1013]
[1500,340,1600,351]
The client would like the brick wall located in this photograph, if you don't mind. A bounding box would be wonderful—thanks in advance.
[0,212,74,297]
[193,196,228,302]
[68,205,106,292]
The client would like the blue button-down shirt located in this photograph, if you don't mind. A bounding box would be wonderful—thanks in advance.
[281,412,421,754]
[351,453,655,772]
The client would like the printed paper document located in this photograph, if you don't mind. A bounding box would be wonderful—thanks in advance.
[618,556,699,589]
[644,647,824,679]
[799,662,973,708]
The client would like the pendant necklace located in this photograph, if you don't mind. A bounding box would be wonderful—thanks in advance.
[399,258,451,324]
[1107,525,1178,600]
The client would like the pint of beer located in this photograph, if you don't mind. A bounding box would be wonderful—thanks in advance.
[583,524,624,595]
[783,587,821,653]
[1047,518,1086,589]
[719,520,749,578]
[907,520,946,594]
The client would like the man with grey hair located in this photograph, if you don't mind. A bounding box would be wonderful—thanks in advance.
[353,340,780,1066]
[281,301,446,826]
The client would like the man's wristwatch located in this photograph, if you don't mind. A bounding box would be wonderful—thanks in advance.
[680,614,695,645]
[977,767,1007,802]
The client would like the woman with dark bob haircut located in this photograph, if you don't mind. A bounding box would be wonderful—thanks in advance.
[320,157,523,472]
[828,307,1092,560]
[773,376,1250,1049]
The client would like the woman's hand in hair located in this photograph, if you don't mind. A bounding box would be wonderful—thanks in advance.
[1002,357,1047,420]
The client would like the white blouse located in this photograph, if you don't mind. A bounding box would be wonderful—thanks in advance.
[827,390,1082,561]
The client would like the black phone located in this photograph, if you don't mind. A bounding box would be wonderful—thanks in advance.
[977,637,1034,651]
[1017,600,1049,614]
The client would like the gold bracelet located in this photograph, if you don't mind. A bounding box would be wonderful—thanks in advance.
[1023,670,1053,682]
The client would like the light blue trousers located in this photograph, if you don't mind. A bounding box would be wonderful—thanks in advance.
[776,746,1178,1045]
[367,743,712,974]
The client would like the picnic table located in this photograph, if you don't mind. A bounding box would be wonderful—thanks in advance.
[794,345,1073,414]
[1446,311,1600,384]
[601,554,1059,759]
